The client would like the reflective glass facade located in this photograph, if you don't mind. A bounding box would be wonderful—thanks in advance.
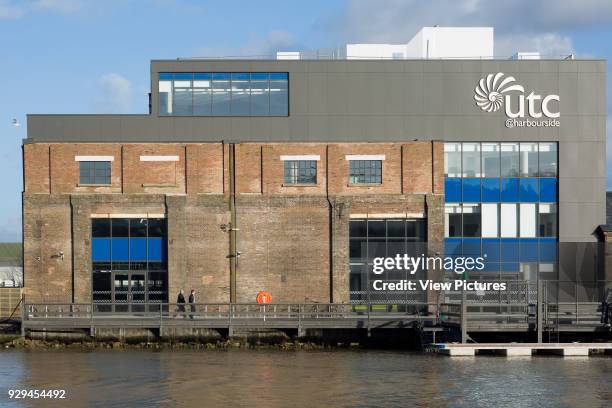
[91,218,168,309]
[444,142,558,280]
[349,219,427,305]
[158,72,288,116]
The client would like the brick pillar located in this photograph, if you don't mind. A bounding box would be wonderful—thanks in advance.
[426,194,445,309]
[71,196,93,303]
[331,197,350,303]
[166,195,187,305]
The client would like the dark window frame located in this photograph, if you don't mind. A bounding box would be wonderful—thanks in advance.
[283,160,317,185]
[79,161,111,185]
[349,160,382,185]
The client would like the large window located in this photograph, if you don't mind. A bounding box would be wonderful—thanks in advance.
[444,142,558,280]
[349,218,427,304]
[79,161,111,185]
[349,160,382,184]
[284,160,317,185]
[92,218,168,308]
[158,72,288,116]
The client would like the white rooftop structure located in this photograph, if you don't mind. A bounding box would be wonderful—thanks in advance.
[278,27,503,60]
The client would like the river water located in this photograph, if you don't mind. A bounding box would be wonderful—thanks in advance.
[0,349,610,407]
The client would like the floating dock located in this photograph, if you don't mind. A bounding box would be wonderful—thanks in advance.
[435,343,612,357]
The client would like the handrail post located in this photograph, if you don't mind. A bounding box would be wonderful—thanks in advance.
[20,294,25,338]
[367,303,371,337]
[537,280,543,343]
[228,304,233,337]
[460,287,467,344]
[298,304,302,337]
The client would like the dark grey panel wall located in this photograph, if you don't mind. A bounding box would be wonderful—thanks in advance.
[26,59,607,241]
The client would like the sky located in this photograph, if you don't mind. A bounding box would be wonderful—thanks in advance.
[1,0,612,242]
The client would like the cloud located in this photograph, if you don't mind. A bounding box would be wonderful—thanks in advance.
[195,30,300,58]
[495,33,574,58]
[0,0,82,19]
[93,73,133,113]
[316,0,610,56]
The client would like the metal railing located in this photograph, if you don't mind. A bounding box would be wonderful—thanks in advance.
[23,302,439,322]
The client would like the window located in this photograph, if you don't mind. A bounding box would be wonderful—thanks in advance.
[349,160,382,184]
[230,73,250,115]
[519,143,538,177]
[519,203,536,237]
[538,143,557,177]
[539,203,557,237]
[462,143,480,177]
[158,72,288,116]
[79,161,111,185]
[172,73,193,116]
[284,160,317,184]
[212,73,231,115]
[444,143,461,177]
[481,203,498,238]
[481,143,500,177]
[500,204,518,237]
[445,204,462,237]
[193,73,212,115]
[501,143,519,177]
[462,204,481,237]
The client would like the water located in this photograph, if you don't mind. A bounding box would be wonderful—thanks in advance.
[0,350,610,407]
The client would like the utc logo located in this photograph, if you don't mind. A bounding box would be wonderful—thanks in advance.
[474,72,560,119]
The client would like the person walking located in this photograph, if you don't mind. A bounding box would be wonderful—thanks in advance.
[602,288,611,327]
[188,289,196,319]
[177,289,186,318]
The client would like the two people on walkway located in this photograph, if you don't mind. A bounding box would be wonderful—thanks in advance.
[176,289,196,319]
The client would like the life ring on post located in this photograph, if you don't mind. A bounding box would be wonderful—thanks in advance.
[256,291,272,304]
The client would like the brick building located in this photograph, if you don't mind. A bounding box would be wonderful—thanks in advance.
[22,34,607,308]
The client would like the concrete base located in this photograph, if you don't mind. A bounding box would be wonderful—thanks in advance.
[440,348,475,357]
[561,347,590,357]
[504,348,532,357]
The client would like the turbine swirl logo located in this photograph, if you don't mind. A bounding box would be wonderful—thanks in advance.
[474,72,525,112]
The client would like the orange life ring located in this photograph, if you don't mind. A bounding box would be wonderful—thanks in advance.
[256,291,272,304]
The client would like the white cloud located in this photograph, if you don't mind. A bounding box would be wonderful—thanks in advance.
[0,0,82,19]
[0,0,24,19]
[316,0,610,57]
[93,73,133,113]
[496,33,574,58]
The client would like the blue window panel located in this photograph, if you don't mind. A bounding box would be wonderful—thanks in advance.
[270,73,288,80]
[500,263,520,273]
[482,238,500,262]
[111,238,129,261]
[539,178,557,202]
[148,238,168,262]
[519,238,539,262]
[519,178,539,202]
[500,238,519,262]
[462,178,481,202]
[483,262,500,273]
[212,72,230,80]
[194,73,212,80]
[251,73,269,80]
[462,238,481,256]
[482,178,500,202]
[444,238,462,258]
[539,238,557,262]
[130,238,147,261]
[445,178,461,202]
[174,72,193,81]
[501,178,519,202]
[159,73,173,80]
[92,238,111,262]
